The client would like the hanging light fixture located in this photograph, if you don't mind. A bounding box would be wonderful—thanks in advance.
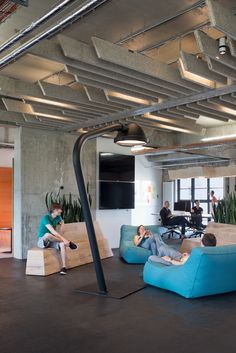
[114,123,147,147]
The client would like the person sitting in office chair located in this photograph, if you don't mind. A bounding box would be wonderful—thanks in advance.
[160,201,191,237]
[191,200,206,230]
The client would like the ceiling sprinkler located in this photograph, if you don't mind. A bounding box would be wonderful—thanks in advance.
[219,37,227,55]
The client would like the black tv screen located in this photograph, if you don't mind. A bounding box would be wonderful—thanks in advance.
[174,200,191,212]
[99,153,135,182]
[99,182,135,209]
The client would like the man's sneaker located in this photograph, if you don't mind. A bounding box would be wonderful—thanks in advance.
[69,241,77,250]
[60,267,67,275]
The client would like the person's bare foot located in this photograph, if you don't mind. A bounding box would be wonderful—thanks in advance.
[162,256,172,262]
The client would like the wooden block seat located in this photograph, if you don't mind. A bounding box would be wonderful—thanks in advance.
[26,221,113,276]
[179,221,236,253]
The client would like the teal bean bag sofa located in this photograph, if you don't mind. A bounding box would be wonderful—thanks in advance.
[143,244,236,298]
[119,225,165,264]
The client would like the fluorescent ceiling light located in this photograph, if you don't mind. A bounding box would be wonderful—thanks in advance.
[99,152,114,156]
[201,134,236,142]
[131,145,154,153]
[77,128,88,134]
[143,113,173,124]
[108,91,152,105]
[179,58,215,88]
[25,96,79,110]
[116,139,146,146]
[217,105,236,116]
[33,111,74,122]
[147,121,193,134]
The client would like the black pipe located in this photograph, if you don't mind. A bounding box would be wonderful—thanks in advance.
[73,123,122,294]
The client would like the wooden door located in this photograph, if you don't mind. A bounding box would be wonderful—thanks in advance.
[0,167,12,228]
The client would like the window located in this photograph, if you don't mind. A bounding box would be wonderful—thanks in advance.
[176,177,224,213]
[179,178,191,200]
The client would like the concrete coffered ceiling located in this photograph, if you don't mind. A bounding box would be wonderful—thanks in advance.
[0,0,236,165]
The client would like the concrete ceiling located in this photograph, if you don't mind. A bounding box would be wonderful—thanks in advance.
[0,0,235,148]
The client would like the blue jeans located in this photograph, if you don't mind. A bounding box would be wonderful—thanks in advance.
[141,236,182,259]
[141,236,158,255]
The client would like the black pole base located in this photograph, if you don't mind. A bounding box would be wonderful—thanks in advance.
[74,284,147,299]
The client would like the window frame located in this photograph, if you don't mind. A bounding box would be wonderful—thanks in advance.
[176,177,223,213]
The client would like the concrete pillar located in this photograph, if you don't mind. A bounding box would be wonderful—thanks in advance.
[13,127,96,259]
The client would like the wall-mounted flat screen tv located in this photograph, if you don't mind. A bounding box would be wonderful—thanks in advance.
[99,153,135,182]
[99,153,135,209]
[99,181,135,209]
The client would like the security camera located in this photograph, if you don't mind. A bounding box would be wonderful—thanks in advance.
[219,37,227,55]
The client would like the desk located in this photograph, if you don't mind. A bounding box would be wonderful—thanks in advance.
[152,212,212,222]
[172,211,212,221]
[0,227,12,253]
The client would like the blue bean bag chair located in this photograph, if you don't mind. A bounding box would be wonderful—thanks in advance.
[143,244,236,298]
[119,225,165,264]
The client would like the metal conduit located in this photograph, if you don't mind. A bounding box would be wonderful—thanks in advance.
[0,0,109,69]
[0,0,17,23]
[0,0,77,54]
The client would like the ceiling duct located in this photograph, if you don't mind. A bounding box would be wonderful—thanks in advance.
[0,0,109,69]
[12,0,28,6]
[0,1,18,23]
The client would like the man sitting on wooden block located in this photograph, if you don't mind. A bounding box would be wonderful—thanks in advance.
[37,203,77,275]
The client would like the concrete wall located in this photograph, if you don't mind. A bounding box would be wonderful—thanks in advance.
[0,126,15,167]
[14,127,96,259]
[13,125,175,257]
[0,126,15,144]
[0,148,14,167]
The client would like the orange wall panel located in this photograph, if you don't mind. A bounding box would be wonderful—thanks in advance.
[0,167,13,228]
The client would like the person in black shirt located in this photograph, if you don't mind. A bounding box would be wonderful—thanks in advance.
[191,200,205,229]
[160,201,191,236]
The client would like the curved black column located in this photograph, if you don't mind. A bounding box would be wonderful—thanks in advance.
[73,123,122,294]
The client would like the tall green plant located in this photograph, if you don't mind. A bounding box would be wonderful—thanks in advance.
[214,193,236,224]
[45,183,92,223]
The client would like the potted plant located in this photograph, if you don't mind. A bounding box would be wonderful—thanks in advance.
[214,193,236,225]
[45,183,92,223]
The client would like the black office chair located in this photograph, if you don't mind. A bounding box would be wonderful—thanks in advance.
[159,216,182,239]
[188,214,205,238]
[161,225,182,239]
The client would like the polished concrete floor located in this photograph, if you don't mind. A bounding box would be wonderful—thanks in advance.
[1,250,236,353]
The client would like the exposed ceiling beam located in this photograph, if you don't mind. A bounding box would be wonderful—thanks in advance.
[133,117,202,135]
[74,75,162,101]
[187,102,229,122]
[67,65,178,99]
[208,97,236,112]
[67,81,236,130]
[166,108,197,120]
[220,94,236,106]
[206,57,236,80]
[136,113,203,135]
[195,30,236,70]
[132,138,236,157]
[197,100,236,120]
[228,38,236,58]
[91,36,203,92]
[179,50,227,86]
[2,98,79,123]
[116,0,205,45]
[31,37,194,96]
[84,86,132,109]
[207,0,236,40]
